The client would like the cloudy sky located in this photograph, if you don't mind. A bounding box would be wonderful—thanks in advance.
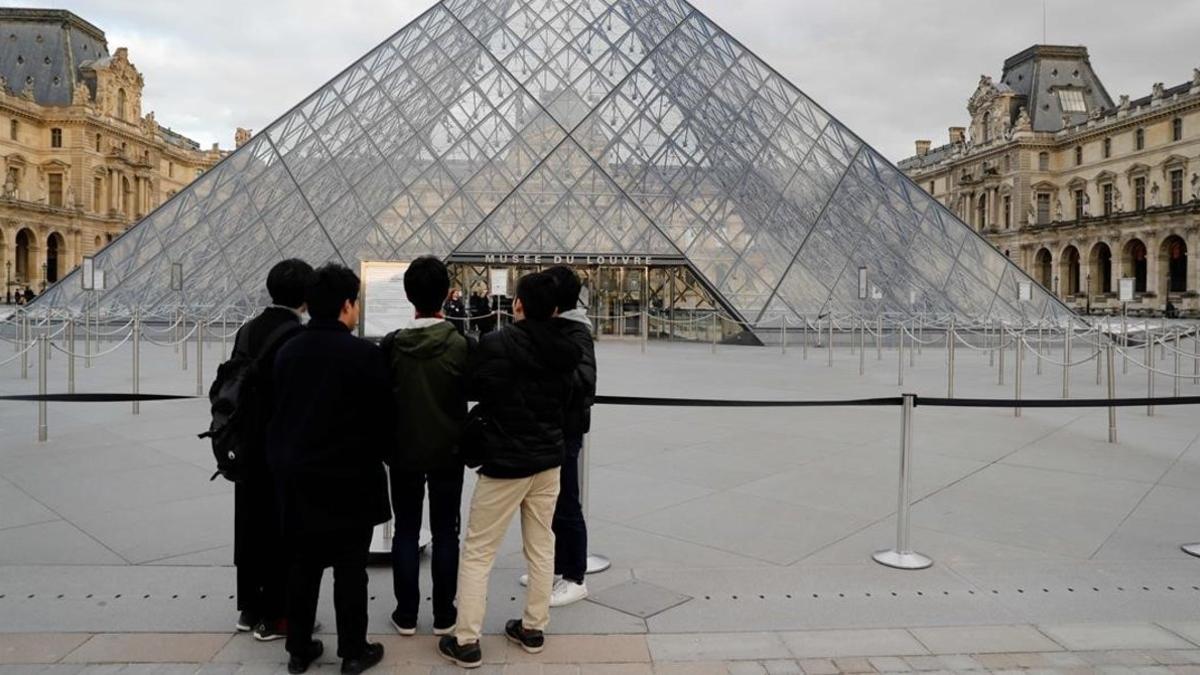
[8,0,1198,161]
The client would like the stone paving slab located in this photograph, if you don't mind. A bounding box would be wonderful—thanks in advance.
[1037,623,1197,651]
[0,634,90,664]
[60,633,232,663]
[778,630,929,659]
[907,625,1063,654]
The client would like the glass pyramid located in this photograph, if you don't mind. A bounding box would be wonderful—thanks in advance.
[36,0,1072,328]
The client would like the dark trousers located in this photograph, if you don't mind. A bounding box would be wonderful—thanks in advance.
[390,466,464,627]
[234,477,285,621]
[553,435,588,584]
[285,526,373,660]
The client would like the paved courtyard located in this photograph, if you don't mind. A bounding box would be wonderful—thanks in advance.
[1,331,1199,671]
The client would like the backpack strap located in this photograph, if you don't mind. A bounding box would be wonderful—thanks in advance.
[256,320,300,363]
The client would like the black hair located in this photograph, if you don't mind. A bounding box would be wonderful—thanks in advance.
[516,272,558,321]
[544,266,582,313]
[266,259,314,309]
[305,263,360,321]
[404,256,451,317]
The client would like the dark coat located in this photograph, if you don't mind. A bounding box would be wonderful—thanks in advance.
[380,321,470,474]
[266,319,392,541]
[553,311,597,438]
[468,320,581,479]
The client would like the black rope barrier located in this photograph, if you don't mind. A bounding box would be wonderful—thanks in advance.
[919,395,1200,409]
[0,393,196,403]
[595,395,902,408]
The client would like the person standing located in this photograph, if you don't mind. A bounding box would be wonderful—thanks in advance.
[229,259,313,641]
[266,264,389,675]
[438,273,581,669]
[544,266,597,607]
[443,288,468,335]
[380,257,470,637]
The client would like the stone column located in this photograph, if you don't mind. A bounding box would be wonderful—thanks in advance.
[1187,231,1199,297]
[1146,235,1162,305]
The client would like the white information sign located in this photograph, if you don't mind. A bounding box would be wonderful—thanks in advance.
[81,257,95,291]
[361,261,413,338]
[1119,277,1135,303]
[489,268,510,298]
[1018,281,1032,302]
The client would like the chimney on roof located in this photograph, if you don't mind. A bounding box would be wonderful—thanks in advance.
[949,127,966,145]
[915,140,932,157]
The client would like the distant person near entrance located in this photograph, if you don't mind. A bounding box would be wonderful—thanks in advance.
[516,266,596,608]
[380,257,470,638]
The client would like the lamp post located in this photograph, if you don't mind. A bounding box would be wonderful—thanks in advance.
[40,261,46,292]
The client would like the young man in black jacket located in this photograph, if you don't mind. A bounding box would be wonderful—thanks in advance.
[380,257,470,637]
[439,273,582,669]
[266,264,389,675]
[544,266,597,607]
[231,258,312,641]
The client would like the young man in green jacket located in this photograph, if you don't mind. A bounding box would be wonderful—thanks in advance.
[380,257,470,637]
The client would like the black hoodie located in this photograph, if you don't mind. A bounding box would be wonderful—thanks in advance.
[468,319,582,479]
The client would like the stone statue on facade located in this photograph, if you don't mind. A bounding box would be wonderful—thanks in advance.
[1152,82,1166,101]
[1150,182,1162,208]
[1193,69,1200,92]
[1192,173,1200,203]
[72,81,91,106]
[20,82,35,102]
[2,172,15,200]
[1081,193,1091,218]
[1027,202,1037,226]
[65,184,76,210]
[1113,187,1124,214]
[1054,198,1064,222]
[1118,95,1131,113]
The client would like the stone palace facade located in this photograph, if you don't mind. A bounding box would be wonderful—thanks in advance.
[0,9,234,297]
[900,45,1200,317]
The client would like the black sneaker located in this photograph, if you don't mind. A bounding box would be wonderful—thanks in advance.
[438,635,482,669]
[255,619,321,642]
[235,610,259,632]
[389,609,416,636]
[504,619,545,654]
[287,639,323,674]
[341,642,384,674]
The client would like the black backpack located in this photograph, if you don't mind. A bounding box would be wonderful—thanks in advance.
[199,321,297,482]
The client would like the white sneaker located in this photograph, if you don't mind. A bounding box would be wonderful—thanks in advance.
[518,573,561,588]
[549,579,588,608]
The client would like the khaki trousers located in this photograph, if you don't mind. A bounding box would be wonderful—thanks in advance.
[455,468,561,646]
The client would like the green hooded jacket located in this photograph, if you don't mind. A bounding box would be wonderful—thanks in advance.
[380,321,470,473]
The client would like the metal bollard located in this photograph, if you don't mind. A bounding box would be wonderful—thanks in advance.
[580,434,611,575]
[873,394,932,571]
[947,322,956,399]
[1014,334,1023,418]
[1106,343,1117,444]
[133,312,141,416]
[67,320,75,395]
[1062,324,1072,399]
[37,333,48,442]
[897,327,905,386]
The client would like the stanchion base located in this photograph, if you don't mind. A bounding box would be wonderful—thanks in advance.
[872,549,933,570]
[586,554,612,575]
[1182,544,1200,559]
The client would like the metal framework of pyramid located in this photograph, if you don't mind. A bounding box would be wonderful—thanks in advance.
[37,0,1072,327]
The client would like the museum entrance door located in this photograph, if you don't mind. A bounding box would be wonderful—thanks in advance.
[587,267,647,339]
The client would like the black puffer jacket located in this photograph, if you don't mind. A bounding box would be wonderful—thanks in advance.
[468,320,582,479]
[554,310,597,437]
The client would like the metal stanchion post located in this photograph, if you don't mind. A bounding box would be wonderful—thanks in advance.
[781,316,788,355]
[873,394,932,570]
[20,314,28,379]
[1174,332,1181,399]
[802,316,809,360]
[909,325,916,368]
[221,310,228,362]
[181,315,189,371]
[196,319,205,397]
[1014,333,1023,418]
[1096,332,1103,386]
[67,319,75,395]
[37,333,47,442]
[1194,327,1199,385]
[133,311,141,416]
[641,311,647,355]
[918,317,924,356]
[859,319,866,377]
[580,434,610,574]
[827,319,834,368]
[947,320,956,399]
[988,322,996,368]
[174,308,180,354]
[1106,344,1117,444]
[710,312,717,355]
[876,316,882,361]
[998,331,1006,386]
[1036,325,1043,376]
[84,305,92,369]
[897,327,904,386]
[1062,324,1072,399]
[1147,332,1155,417]
[850,321,856,356]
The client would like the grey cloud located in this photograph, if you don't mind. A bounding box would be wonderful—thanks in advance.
[8,0,1198,160]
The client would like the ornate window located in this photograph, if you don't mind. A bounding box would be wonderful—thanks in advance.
[1003,195,1012,228]
[50,128,62,148]
[1170,169,1184,206]
[1102,183,1114,216]
[9,119,17,141]
[1058,89,1087,113]
[1038,151,1050,171]
[1036,192,1051,225]
[116,88,127,120]
[1074,145,1083,166]
[95,133,101,152]
[1135,127,1145,151]
[1134,176,1147,211]
[1074,188,1086,220]
[48,173,63,208]
[1173,117,1183,142]
[1103,138,1112,158]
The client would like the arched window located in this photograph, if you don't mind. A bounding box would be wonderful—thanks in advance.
[1161,236,1189,294]
[116,88,127,120]
[14,228,33,282]
[1089,243,1113,295]
[1123,239,1148,293]
[45,232,64,283]
[982,112,992,143]
[1060,246,1081,296]
[1035,248,1053,289]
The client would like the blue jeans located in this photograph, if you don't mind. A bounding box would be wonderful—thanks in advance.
[390,466,464,627]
